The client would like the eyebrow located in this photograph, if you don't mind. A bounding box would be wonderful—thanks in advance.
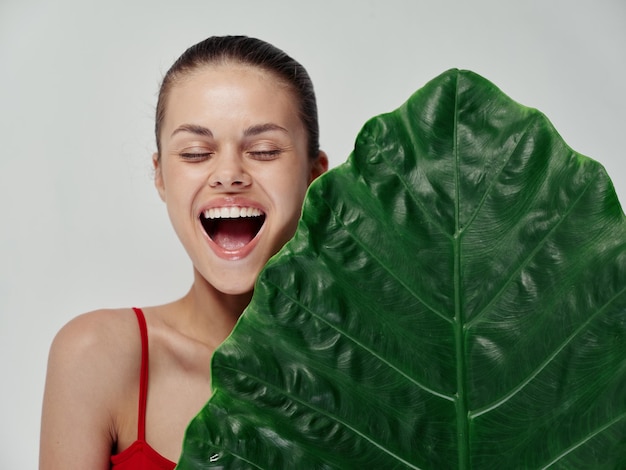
[243,123,289,137]
[171,123,288,139]
[171,124,213,138]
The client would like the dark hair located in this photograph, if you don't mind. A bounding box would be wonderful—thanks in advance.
[155,35,320,160]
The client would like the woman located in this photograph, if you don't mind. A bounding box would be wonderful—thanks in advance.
[39,35,328,469]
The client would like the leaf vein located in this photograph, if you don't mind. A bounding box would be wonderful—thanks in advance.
[216,364,423,470]
[460,115,539,234]
[466,169,600,329]
[470,282,626,418]
[539,412,626,469]
[319,195,453,325]
[389,111,453,238]
[270,279,456,403]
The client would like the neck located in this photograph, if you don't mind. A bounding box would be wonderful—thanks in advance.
[174,268,253,349]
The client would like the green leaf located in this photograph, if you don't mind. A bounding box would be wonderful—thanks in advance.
[177,69,626,469]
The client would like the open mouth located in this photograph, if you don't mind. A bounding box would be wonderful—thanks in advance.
[200,207,266,251]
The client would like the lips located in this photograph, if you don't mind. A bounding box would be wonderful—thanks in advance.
[200,206,266,252]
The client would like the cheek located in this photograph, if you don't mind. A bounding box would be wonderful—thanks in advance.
[279,177,311,235]
[162,163,205,199]
[279,167,310,207]
[161,167,206,226]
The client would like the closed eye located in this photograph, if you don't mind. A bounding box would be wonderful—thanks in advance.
[248,149,282,160]
[180,152,212,161]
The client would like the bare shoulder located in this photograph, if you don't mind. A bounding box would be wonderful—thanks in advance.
[48,308,141,377]
[40,308,142,469]
[45,307,144,412]
[51,307,138,348]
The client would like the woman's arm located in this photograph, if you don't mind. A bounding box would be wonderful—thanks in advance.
[39,312,126,469]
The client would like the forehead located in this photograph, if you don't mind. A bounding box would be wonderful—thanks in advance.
[170,63,296,105]
[163,63,300,129]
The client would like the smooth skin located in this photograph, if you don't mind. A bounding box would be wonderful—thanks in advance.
[40,64,328,469]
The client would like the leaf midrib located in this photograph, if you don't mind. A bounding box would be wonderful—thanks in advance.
[452,71,470,470]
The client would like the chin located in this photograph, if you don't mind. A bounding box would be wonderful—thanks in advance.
[218,283,255,297]
[208,270,259,297]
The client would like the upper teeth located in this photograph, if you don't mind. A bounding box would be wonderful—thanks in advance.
[203,207,263,219]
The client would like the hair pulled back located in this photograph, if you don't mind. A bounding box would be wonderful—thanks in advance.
[155,35,320,160]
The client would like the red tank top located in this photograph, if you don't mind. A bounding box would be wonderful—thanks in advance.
[110,308,177,469]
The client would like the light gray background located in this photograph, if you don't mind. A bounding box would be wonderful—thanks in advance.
[1,1,624,467]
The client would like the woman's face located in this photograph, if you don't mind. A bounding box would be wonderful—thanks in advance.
[155,64,326,295]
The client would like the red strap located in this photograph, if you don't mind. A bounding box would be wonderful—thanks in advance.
[132,307,149,441]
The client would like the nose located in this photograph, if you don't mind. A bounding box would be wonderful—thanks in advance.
[208,154,251,189]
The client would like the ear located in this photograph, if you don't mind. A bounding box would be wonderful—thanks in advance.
[153,152,166,202]
[308,150,329,184]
